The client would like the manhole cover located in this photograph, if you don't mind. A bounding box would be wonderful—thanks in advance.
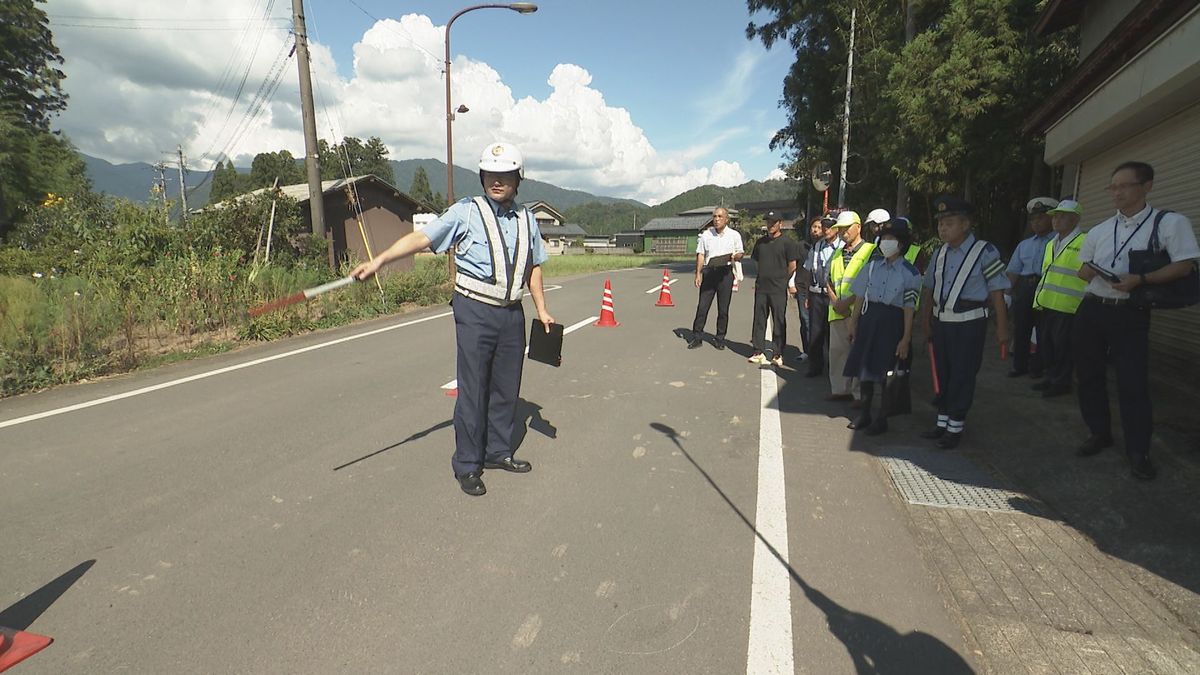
[879,447,1041,514]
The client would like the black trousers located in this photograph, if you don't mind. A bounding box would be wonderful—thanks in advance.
[806,292,830,371]
[1039,309,1075,390]
[796,290,810,353]
[1073,298,1153,461]
[931,318,987,424]
[692,266,734,340]
[752,290,788,356]
[451,293,526,477]
[1011,276,1043,375]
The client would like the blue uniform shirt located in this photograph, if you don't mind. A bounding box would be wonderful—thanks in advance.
[1005,232,1053,276]
[923,233,1011,302]
[423,196,548,281]
[852,254,923,309]
[805,238,843,288]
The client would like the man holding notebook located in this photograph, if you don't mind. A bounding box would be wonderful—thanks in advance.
[352,142,553,497]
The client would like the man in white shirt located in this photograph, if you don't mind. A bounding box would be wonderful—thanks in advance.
[1074,161,1200,480]
[689,207,745,349]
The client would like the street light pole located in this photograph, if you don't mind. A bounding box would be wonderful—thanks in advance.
[444,3,537,204]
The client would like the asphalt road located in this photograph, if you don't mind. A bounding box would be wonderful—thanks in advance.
[1,265,973,674]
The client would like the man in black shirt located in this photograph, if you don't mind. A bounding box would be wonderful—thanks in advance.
[749,211,801,367]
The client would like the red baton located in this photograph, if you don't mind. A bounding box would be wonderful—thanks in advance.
[927,341,941,395]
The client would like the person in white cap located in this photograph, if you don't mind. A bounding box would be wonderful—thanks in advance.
[864,208,891,245]
[352,142,554,497]
[826,210,875,403]
[1005,196,1058,378]
[1031,199,1086,398]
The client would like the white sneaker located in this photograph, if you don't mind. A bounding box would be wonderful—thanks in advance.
[748,352,768,365]
[771,355,784,367]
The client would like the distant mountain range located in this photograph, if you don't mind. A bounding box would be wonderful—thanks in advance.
[80,154,643,210]
[80,153,802,235]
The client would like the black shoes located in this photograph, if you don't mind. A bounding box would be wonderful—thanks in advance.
[848,414,872,430]
[920,427,946,440]
[714,339,726,350]
[484,456,532,473]
[456,472,486,496]
[1130,457,1157,481]
[1076,435,1114,457]
[687,338,703,349]
[936,432,962,449]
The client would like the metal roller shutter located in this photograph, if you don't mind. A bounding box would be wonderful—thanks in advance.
[1076,103,1200,382]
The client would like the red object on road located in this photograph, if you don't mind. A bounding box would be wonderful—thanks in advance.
[594,279,621,327]
[0,627,53,673]
[927,342,941,396]
[1000,342,1009,360]
[654,269,674,307]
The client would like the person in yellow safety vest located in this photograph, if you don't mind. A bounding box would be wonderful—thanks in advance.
[826,210,876,403]
[1031,199,1087,398]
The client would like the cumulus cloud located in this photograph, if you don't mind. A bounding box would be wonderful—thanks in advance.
[47,0,757,203]
[764,168,788,181]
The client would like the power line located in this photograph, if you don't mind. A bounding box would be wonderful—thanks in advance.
[51,22,289,32]
[342,0,444,64]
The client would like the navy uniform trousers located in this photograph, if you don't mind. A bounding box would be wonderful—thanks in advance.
[1072,298,1153,461]
[1010,275,1044,375]
[931,317,987,424]
[451,293,526,477]
[806,292,830,372]
[692,266,734,340]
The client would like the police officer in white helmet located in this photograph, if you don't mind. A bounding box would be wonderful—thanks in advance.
[353,142,554,496]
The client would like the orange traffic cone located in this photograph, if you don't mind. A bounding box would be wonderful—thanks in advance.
[594,278,621,327]
[655,269,674,307]
[0,627,54,672]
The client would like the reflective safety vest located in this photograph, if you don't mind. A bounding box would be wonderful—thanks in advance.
[905,244,920,265]
[932,240,990,322]
[828,241,876,320]
[1033,232,1087,314]
[453,196,533,307]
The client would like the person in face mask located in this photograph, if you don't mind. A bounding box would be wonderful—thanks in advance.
[843,219,923,435]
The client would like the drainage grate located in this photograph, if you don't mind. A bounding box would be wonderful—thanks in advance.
[879,447,1042,514]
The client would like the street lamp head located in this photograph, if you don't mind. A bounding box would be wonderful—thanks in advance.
[508,3,538,14]
[456,104,470,114]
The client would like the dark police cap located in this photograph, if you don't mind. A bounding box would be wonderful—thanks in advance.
[933,195,972,219]
[879,216,914,244]
[764,210,783,222]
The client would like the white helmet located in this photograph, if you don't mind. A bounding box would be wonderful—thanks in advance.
[479,142,524,178]
[865,208,891,225]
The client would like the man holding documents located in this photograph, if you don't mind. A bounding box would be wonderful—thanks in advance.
[1073,161,1199,480]
[689,207,744,350]
[351,142,553,496]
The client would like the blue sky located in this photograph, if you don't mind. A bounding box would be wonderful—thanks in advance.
[47,0,795,203]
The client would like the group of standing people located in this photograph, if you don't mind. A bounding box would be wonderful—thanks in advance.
[687,160,1198,481]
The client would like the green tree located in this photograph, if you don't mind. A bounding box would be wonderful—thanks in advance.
[319,136,395,185]
[249,150,303,190]
[0,0,67,129]
[0,109,89,237]
[409,166,435,208]
[208,160,250,203]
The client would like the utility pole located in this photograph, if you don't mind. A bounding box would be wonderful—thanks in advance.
[153,162,169,225]
[896,1,915,216]
[291,0,328,262]
[176,145,189,222]
[837,7,856,209]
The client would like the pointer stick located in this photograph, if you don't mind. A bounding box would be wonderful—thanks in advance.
[248,276,357,317]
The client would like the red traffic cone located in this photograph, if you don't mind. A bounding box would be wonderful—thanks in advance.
[0,627,54,672]
[594,278,621,327]
[655,269,674,307]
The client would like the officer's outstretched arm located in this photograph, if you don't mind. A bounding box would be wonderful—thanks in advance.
[528,265,555,332]
[351,231,433,280]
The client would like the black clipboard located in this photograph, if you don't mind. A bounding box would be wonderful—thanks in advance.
[1085,261,1121,284]
[528,320,563,367]
[705,253,733,269]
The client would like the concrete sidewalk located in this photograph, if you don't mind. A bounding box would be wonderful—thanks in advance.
[799,330,1200,674]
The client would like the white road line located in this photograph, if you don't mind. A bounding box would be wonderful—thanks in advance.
[746,368,794,674]
[0,311,456,431]
[439,315,599,391]
[0,286,571,430]
[644,278,679,294]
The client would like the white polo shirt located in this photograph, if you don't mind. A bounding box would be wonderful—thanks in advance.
[1078,204,1200,299]
[696,226,744,266]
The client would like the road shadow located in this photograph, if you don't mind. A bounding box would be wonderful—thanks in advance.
[771,325,1200,628]
[333,419,453,471]
[0,560,95,631]
[649,422,975,674]
[513,397,556,452]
